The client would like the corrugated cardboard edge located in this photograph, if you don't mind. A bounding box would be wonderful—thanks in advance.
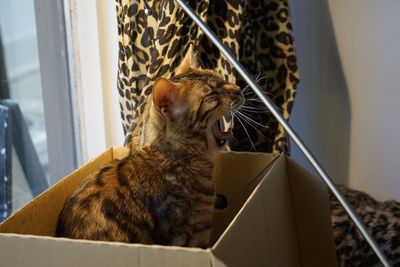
[111,146,130,159]
[210,154,302,267]
[211,153,281,250]
[0,233,212,267]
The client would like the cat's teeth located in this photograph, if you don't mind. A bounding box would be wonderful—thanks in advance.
[212,123,232,142]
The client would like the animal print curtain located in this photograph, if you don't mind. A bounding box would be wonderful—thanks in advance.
[116,0,299,153]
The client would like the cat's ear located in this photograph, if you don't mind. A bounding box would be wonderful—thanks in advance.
[153,78,181,118]
[175,45,198,75]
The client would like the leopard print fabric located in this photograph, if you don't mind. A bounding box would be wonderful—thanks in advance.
[331,186,400,266]
[115,0,299,153]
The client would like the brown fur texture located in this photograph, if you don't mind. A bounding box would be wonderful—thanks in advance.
[56,56,243,248]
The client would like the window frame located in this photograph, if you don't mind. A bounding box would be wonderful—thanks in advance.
[63,0,123,161]
[34,0,79,184]
[34,0,123,184]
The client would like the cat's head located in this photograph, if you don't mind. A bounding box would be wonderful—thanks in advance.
[150,49,243,149]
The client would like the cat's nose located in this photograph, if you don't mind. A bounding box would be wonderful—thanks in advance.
[223,83,240,92]
[226,88,244,108]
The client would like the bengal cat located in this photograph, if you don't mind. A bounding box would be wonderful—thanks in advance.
[56,53,243,248]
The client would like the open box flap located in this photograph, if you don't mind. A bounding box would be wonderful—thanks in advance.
[286,158,338,267]
[211,154,301,267]
[0,233,212,267]
[211,151,279,244]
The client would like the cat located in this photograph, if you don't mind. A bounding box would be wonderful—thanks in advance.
[55,52,243,248]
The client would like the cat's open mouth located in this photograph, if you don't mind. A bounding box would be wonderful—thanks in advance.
[212,120,232,147]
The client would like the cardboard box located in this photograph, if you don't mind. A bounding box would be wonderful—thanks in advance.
[0,147,337,267]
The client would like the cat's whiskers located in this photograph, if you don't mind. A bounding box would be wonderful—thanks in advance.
[232,73,285,150]
[238,105,266,129]
[255,69,262,82]
[229,73,280,150]
[242,75,270,96]
[241,88,283,128]
[239,105,270,113]
[233,111,274,144]
[241,70,262,94]
[231,111,257,151]
[234,110,270,129]
[245,98,283,113]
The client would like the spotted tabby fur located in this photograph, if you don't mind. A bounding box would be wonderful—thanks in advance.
[56,54,243,247]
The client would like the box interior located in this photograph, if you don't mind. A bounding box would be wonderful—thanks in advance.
[0,147,278,246]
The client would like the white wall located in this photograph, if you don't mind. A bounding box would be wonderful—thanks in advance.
[289,0,350,187]
[67,0,124,164]
[329,0,400,201]
[289,0,400,201]
[96,0,124,148]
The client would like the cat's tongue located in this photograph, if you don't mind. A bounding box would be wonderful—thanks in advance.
[212,122,232,146]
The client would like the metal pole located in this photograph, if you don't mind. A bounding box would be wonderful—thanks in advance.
[175,1,391,266]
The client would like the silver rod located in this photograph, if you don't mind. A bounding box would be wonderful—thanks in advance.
[175,0,391,266]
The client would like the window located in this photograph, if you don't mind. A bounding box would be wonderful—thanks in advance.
[0,0,123,222]
[0,0,78,220]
